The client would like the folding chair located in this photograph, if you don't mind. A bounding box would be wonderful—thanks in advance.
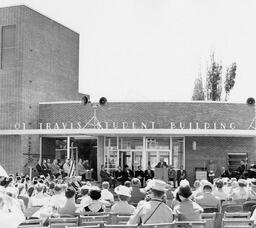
[141,223,174,228]
[116,215,132,224]
[48,217,79,228]
[224,211,251,219]
[69,226,100,228]
[222,219,254,228]
[80,214,110,227]
[243,201,256,213]
[201,213,216,228]
[18,218,43,228]
[223,204,243,213]
[104,225,138,228]
[173,220,207,228]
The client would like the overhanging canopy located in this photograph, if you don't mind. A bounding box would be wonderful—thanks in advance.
[0,128,255,137]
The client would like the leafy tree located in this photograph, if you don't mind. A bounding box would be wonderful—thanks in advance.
[206,54,222,101]
[192,75,205,100]
[224,62,237,101]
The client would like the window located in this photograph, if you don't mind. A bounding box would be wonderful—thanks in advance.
[1,25,17,69]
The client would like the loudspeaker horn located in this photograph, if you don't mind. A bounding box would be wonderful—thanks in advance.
[247,97,255,105]
[99,97,107,106]
[81,96,90,105]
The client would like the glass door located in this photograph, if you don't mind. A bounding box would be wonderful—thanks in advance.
[119,150,142,171]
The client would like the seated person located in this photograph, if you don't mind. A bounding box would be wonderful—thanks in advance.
[111,185,135,214]
[228,179,249,202]
[78,184,92,206]
[173,185,203,221]
[49,184,66,209]
[77,186,105,213]
[212,179,228,201]
[128,179,174,225]
[101,182,114,205]
[58,188,77,215]
[195,182,221,212]
[30,183,50,207]
[129,178,145,205]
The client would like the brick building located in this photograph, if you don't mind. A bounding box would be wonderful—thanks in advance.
[0,5,255,184]
[0,5,81,174]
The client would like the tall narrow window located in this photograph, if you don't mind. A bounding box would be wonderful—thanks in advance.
[1,25,17,69]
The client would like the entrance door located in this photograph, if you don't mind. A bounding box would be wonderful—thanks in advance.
[119,151,142,171]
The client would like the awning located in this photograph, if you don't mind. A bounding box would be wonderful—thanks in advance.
[0,128,255,137]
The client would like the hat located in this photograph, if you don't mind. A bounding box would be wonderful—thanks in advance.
[80,184,91,190]
[178,185,192,198]
[251,178,256,187]
[202,181,213,190]
[238,179,247,187]
[149,179,168,192]
[114,185,131,197]
[131,178,141,187]
[215,179,224,188]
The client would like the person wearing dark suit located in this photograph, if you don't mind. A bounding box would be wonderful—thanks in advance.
[155,158,168,168]
[176,165,186,186]
[135,166,145,187]
[36,160,44,176]
[144,165,154,182]
[115,166,124,185]
[123,165,134,183]
[220,166,230,178]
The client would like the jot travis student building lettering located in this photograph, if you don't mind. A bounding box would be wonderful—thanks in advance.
[0,5,255,183]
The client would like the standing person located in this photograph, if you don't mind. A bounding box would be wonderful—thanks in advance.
[63,159,70,177]
[115,166,124,186]
[123,165,133,183]
[155,157,168,168]
[237,160,246,177]
[135,165,145,188]
[83,160,93,180]
[128,179,173,225]
[168,165,177,188]
[144,165,154,182]
[42,159,50,176]
[176,165,186,187]
[51,159,61,178]
[78,158,86,181]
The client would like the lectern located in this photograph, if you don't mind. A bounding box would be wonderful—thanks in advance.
[155,168,168,182]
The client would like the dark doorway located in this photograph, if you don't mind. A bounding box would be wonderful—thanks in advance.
[76,139,97,179]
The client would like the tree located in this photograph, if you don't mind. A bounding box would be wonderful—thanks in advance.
[206,54,222,101]
[191,53,237,101]
[192,75,205,101]
[224,62,237,101]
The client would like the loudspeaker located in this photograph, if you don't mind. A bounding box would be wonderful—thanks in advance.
[81,96,90,105]
[99,97,107,106]
[247,97,255,105]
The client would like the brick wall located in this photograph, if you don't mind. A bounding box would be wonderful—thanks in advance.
[0,5,81,174]
[39,102,255,130]
[185,136,256,184]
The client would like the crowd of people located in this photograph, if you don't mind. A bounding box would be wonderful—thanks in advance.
[2,157,256,227]
[1,167,256,227]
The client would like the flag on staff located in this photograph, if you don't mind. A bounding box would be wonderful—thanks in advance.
[68,152,76,177]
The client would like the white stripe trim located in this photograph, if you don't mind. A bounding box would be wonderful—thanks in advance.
[0,129,255,137]
[39,101,82,104]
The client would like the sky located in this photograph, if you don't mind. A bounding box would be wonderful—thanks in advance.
[1,0,256,103]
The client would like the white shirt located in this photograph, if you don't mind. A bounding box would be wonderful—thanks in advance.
[30,193,50,207]
[49,194,67,208]
[101,189,114,203]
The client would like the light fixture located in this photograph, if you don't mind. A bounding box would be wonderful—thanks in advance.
[192,141,197,150]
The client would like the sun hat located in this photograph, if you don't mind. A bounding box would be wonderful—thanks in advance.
[114,185,131,197]
[148,179,168,192]
[238,179,247,187]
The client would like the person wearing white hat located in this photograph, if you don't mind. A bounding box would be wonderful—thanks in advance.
[195,182,221,212]
[249,179,256,200]
[110,185,135,214]
[128,179,173,225]
[229,179,249,202]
